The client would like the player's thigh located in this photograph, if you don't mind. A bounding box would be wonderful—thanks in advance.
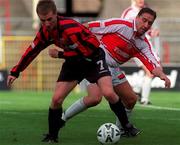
[52,81,78,104]
[97,76,118,103]
[97,76,114,95]
[87,83,102,99]
[84,83,103,106]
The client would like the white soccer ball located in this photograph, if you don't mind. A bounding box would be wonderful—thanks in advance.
[97,123,121,144]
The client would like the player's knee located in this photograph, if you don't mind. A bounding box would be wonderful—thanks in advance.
[89,96,102,107]
[125,96,137,109]
[87,94,102,107]
[103,91,118,103]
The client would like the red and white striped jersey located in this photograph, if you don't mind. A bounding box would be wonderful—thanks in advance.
[88,18,160,72]
[121,5,160,61]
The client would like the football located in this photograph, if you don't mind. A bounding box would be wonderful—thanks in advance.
[97,123,121,144]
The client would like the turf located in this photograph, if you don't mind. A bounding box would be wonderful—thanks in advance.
[0,91,180,145]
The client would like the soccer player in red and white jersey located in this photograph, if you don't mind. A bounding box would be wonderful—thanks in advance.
[6,0,133,143]
[121,0,160,105]
[49,7,170,136]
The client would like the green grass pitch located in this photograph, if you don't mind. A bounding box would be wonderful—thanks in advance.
[0,90,180,145]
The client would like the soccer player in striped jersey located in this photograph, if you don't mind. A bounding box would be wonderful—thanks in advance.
[49,7,170,137]
[7,0,133,143]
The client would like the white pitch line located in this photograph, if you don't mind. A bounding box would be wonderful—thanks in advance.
[136,104,180,111]
[1,100,180,111]
[1,109,180,121]
[1,105,180,116]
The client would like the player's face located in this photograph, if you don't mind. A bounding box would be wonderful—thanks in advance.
[135,13,155,36]
[38,11,57,31]
[135,0,145,8]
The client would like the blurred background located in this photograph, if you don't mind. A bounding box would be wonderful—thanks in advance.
[0,0,180,91]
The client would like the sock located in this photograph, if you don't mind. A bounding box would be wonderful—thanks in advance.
[115,108,132,129]
[141,76,152,103]
[109,100,129,129]
[48,108,62,138]
[62,98,87,121]
[125,108,132,118]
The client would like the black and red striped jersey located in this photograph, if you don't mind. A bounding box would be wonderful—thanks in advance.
[11,16,100,77]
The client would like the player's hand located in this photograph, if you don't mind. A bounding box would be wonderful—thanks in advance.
[152,67,171,88]
[49,48,59,58]
[7,75,17,87]
[159,74,171,88]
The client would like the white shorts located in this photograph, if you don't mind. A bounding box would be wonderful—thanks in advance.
[82,44,127,87]
[100,44,127,86]
[83,66,127,87]
[109,67,127,86]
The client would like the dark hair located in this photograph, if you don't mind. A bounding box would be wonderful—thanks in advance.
[137,7,157,20]
[36,0,57,15]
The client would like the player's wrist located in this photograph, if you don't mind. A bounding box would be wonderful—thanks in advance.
[10,71,19,78]
[58,51,64,58]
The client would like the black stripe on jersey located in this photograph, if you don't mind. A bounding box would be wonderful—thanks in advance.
[76,32,97,53]
[81,30,91,37]
[39,27,53,46]
[60,23,79,32]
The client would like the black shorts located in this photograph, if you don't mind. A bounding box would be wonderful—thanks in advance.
[57,48,110,83]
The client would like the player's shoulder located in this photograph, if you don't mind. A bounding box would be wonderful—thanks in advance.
[58,16,73,22]
[104,17,132,23]
[58,16,81,29]
[106,18,133,28]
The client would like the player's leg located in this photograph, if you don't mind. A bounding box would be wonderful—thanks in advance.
[62,83,102,121]
[114,81,137,109]
[93,48,139,136]
[43,58,83,143]
[109,67,137,110]
[42,81,78,143]
[114,81,137,126]
[141,75,152,104]
[97,76,131,130]
[140,67,153,105]
[92,48,129,129]
[132,57,144,100]
[108,67,140,136]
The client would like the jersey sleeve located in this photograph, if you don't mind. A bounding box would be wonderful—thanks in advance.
[10,27,51,77]
[133,38,160,72]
